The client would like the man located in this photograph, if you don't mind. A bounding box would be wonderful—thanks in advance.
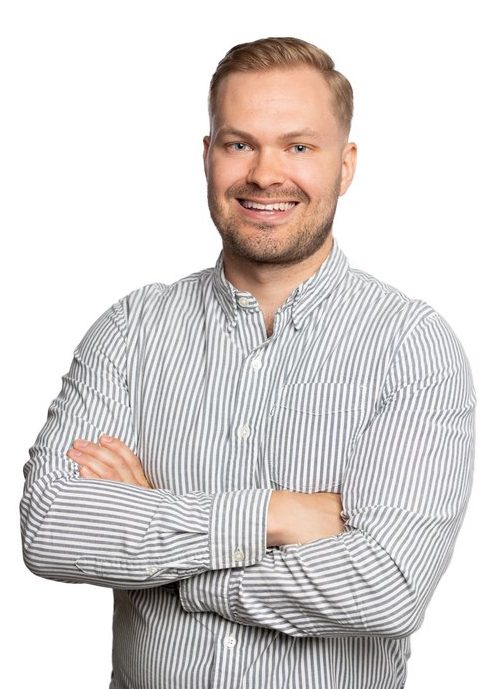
[21,37,475,688]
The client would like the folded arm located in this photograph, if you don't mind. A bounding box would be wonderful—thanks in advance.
[179,312,475,638]
[20,300,271,589]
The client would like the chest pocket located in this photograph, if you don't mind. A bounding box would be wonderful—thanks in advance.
[264,381,367,493]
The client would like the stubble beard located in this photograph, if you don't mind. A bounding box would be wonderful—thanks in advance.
[207,185,340,267]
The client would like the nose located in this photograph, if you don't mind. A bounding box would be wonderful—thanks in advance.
[246,148,286,189]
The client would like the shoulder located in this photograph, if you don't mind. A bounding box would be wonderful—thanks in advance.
[339,260,439,346]
[115,265,214,323]
[349,264,432,316]
[342,260,473,380]
[76,266,214,350]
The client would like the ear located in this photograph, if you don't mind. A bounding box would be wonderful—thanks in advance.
[203,135,210,180]
[339,142,357,196]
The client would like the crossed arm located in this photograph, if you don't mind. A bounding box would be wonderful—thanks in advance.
[66,435,345,548]
[21,300,475,638]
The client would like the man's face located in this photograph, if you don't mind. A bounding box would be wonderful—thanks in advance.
[205,66,356,266]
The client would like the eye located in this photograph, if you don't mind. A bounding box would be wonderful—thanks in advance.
[290,144,310,153]
[226,142,253,152]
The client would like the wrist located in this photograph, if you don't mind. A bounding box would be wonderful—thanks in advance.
[266,490,344,547]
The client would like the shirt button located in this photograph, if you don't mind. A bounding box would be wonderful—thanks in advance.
[250,357,262,371]
[146,566,158,575]
[223,635,236,649]
[238,297,250,307]
[237,424,251,439]
[233,548,245,562]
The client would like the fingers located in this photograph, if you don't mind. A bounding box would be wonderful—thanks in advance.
[67,436,151,488]
[68,440,136,484]
[99,435,150,487]
[79,465,100,479]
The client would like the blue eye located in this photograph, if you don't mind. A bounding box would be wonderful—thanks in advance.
[291,144,309,153]
[228,142,251,152]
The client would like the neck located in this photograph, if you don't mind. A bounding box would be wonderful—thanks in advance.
[222,235,334,334]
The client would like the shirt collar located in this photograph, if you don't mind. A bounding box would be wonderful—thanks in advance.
[212,239,349,331]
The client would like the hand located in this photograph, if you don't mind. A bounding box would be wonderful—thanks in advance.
[67,435,152,488]
[267,490,344,547]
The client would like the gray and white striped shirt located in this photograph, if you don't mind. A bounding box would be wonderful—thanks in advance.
[21,241,475,688]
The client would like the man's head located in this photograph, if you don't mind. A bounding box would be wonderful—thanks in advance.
[205,37,357,268]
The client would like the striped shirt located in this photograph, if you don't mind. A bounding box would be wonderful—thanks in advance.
[21,240,475,689]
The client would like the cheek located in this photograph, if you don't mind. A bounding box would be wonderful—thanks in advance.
[294,177,327,205]
[311,174,342,203]
[297,156,342,197]
[288,162,331,199]
[209,153,251,193]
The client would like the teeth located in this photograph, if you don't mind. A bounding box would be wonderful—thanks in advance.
[241,200,296,211]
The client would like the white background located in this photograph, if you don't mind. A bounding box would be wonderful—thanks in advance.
[1,1,487,686]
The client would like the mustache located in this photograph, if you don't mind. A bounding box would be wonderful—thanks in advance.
[225,184,309,204]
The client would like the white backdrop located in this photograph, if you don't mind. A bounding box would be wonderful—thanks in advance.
[2,1,487,687]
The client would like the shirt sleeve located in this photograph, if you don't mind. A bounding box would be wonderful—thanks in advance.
[179,312,475,638]
[20,299,271,589]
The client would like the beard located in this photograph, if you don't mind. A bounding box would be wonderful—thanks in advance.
[207,181,340,267]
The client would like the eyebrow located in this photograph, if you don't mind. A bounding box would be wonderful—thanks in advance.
[215,127,322,143]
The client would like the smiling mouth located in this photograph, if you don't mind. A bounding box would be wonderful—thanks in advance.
[238,199,298,212]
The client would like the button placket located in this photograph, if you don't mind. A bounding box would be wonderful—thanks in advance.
[225,329,270,489]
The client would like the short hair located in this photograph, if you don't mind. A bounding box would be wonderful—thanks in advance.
[209,37,354,135]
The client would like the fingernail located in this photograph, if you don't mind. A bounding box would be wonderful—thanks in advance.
[100,434,113,443]
[70,449,82,458]
[74,439,88,448]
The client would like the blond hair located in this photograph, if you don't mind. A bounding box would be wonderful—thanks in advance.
[209,37,354,135]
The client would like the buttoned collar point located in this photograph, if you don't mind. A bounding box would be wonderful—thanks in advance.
[211,239,349,332]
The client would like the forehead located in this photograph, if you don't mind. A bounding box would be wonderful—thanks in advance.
[212,67,340,138]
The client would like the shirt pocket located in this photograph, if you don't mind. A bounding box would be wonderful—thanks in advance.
[264,381,367,493]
